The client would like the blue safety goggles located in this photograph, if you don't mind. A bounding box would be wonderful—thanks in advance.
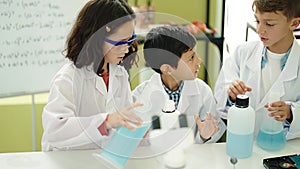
[104,34,136,46]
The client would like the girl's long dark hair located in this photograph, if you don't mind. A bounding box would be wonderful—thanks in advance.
[65,0,137,74]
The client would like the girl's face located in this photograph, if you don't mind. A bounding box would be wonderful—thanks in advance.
[102,20,135,65]
[254,10,295,53]
[171,47,201,81]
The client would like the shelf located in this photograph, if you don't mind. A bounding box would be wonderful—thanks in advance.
[201,0,226,82]
[195,34,224,56]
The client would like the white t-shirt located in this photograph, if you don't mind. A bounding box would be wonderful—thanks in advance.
[261,49,286,99]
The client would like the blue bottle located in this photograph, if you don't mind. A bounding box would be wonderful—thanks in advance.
[94,89,166,168]
[99,123,151,168]
[226,95,255,159]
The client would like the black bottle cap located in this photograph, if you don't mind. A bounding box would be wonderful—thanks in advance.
[151,115,161,129]
[235,94,249,108]
[179,114,188,128]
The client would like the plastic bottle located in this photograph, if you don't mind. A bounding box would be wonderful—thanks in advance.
[160,100,180,130]
[226,94,255,159]
[256,92,286,151]
[94,89,166,169]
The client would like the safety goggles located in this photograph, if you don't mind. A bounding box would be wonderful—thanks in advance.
[104,34,136,46]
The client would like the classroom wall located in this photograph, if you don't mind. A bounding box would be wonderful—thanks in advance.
[128,0,207,22]
[0,0,220,152]
[0,94,47,152]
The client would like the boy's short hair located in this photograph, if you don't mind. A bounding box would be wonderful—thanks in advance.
[143,26,196,74]
[253,0,300,20]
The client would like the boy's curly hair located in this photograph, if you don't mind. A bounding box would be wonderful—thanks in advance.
[253,0,300,20]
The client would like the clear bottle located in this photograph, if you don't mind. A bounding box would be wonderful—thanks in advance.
[160,100,180,130]
[256,93,286,151]
[226,94,255,159]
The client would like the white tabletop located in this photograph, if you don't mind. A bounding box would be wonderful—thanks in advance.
[0,138,299,169]
[127,138,300,169]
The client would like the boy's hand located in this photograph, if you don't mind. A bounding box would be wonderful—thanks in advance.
[228,80,252,102]
[264,101,292,122]
[106,102,143,130]
[194,112,219,140]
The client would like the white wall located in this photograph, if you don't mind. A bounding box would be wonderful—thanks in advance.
[223,0,258,59]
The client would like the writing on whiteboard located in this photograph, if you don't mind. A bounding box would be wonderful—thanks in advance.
[0,0,85,97]
[0,0,73,70]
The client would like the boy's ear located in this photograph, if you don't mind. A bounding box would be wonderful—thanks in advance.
[290,18,300,30]
[160,64,173,75]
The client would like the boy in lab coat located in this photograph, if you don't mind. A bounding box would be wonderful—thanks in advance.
[133,26,226,143]
[214,0,300,140]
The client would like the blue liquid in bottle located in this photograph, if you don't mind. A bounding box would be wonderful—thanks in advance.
[226,131,254,159]
[100,124,151,168]
[256,129,286,151]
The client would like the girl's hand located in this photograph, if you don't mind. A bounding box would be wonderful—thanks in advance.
[228,80,252,102]
[194,112,219,140]
[106,102,143,130]
[264,101,292,122]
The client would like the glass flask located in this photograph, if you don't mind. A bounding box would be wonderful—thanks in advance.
[256,93,286,151]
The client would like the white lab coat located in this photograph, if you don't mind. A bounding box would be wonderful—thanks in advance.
[214,39,300,140]
[133,73,226,143]
[42,62,132,151]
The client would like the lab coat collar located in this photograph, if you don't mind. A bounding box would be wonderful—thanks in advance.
[246,42,264,73]
[245,42,264,107]
[75,63,108,97]
[147,73,171,108]
[151,73,199,96]
[94,64,123,97]
[76,62,125,97]
[181,80,201,96]
[107,64,123,97]
[80,63,98,79]
[110,64,125,77]
[280,39,300,82]
[177,79,200,113]
[81,63,123,79]
[150,73,203,113]
[151,73,167,91]
[150,73,191,113]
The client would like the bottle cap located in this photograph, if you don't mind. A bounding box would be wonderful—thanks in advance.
[162,100,176,113]
[235,94,249,108]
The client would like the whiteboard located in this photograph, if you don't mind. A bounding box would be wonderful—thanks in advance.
[0,0,86,98]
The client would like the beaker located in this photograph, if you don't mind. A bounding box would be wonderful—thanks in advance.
[256,93,286,151]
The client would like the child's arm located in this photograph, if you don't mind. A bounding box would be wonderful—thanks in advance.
[194,112,219,142]
[98,102,144,136]
[227,80,252,102]
[106,102,143,130]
